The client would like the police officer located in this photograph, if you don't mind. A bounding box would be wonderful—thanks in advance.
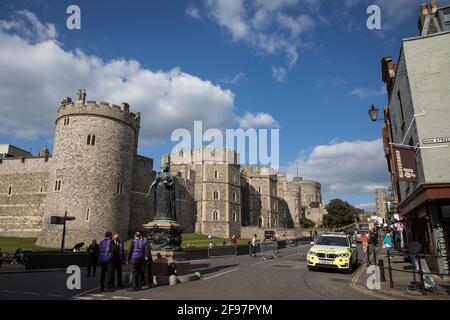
[127,232,145,291]
[144,236,153,288]
[99,231,114,292]
[111,233,125,287]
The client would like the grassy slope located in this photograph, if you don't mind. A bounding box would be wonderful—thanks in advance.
[0,233,250,254]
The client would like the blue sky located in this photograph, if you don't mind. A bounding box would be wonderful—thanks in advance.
[1,0,447,209]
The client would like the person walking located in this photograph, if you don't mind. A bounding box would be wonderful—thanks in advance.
[361,232,369,263]
[86,239,99,277]
[251,234,257,257]
[144,236,153,289]
[111,233,125,288]
[127,232,146,291]
[383,232,394,256]
[99,232,114,292]
[230,234,238,246]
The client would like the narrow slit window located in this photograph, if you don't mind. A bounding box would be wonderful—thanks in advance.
[87,135,91,145]
[91,135,96,146]
[8,185,12,195]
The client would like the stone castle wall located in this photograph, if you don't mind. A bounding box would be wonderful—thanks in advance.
[0,157,51,237]
[37,96,140,248]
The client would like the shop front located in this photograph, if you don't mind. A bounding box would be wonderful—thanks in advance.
[398,184,450,274]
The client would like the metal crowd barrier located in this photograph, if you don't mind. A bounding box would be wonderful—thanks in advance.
[248,241,279,261]
[207,245,237,262]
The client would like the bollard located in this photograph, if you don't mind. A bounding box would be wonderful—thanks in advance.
[373,249,377,266]
[417,254,426,295]
[366,247,371,265]
[378,259,386,282]
[387,251,394,289]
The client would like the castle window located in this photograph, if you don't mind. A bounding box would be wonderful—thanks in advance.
[54,180,61,192]
[258,187,261,193]
[67,118,69,125]
[213,189,220,200]
[232,191,237,202]
[212,210,220,221]
[87,135,91,145]
[91,135,96,146]
[116,182,123,195]
[7,185,12,196]
[86,208,90,221]
[232,211,237,222]
[258,217,263,227]
[39,187,43,193]
[214,170,219,179]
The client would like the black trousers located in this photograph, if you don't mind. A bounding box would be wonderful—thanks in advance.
[112,261,123,286]
[87,257,98,276]
[146,262,153,286]
[100,262,113,290]
[132,262,144,290]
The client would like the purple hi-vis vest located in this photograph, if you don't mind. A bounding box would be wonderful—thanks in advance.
[99,238,112,263]
[131,239,145,260]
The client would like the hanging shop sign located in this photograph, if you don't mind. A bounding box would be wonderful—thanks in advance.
[393,146,418,182]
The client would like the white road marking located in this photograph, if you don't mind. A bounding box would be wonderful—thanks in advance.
[23,292,40,296]
[74,296,93,300]
[88,294,105,297]
[2,290,17,294]
[112,296,132,300]
[203,268,239,280]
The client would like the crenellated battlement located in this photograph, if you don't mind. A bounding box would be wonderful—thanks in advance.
[57,90,141,132]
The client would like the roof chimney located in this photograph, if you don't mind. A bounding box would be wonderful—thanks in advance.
[431,0,438,14]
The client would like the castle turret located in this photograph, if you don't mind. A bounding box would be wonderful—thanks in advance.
[36,90,140,248]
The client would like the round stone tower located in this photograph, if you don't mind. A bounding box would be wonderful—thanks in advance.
[36,90,141,248]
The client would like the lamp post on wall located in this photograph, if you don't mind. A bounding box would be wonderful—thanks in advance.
[369,104,383,122]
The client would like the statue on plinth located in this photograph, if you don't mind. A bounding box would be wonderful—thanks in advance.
[145,160,182,252]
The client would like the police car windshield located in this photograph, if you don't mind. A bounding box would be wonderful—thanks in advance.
[316,236,348,247]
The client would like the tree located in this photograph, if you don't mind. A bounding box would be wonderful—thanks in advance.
[300,217,316,229]
[324,199,360,229]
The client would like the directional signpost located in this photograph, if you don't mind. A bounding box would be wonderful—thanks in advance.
[50,211,75,252]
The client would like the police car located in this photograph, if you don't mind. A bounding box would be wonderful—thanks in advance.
[307,233,358,274]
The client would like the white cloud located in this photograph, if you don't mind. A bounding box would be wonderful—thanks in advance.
[185,3,202,19]
[218,72,245,84]
[0,11,238,148]
[350,85,385,99]
[205,0,318,75]
[238,112,280,129]
[285,139,390,195]
[0,10,57,42]
[271,66,287,82]
[355,203,376,212]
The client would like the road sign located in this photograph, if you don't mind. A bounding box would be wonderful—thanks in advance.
[50,212,76,251]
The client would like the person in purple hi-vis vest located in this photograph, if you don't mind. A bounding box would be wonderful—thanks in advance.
[99,231,113,292]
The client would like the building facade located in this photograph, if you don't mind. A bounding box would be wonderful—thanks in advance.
[169,148,326,238]
[0,91,326,246]
[380,1,450,274]
[0,90,157,248]
[375,188,388,222]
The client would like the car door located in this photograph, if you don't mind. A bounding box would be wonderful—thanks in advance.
[348,236,357,264]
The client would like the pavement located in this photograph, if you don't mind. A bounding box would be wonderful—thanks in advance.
[351,247,450,300]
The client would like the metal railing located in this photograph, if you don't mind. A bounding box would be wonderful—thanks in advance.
[365,245,450,295]
[207,244,237,262]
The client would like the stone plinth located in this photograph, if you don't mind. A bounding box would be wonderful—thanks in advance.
[143,219,191,277]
